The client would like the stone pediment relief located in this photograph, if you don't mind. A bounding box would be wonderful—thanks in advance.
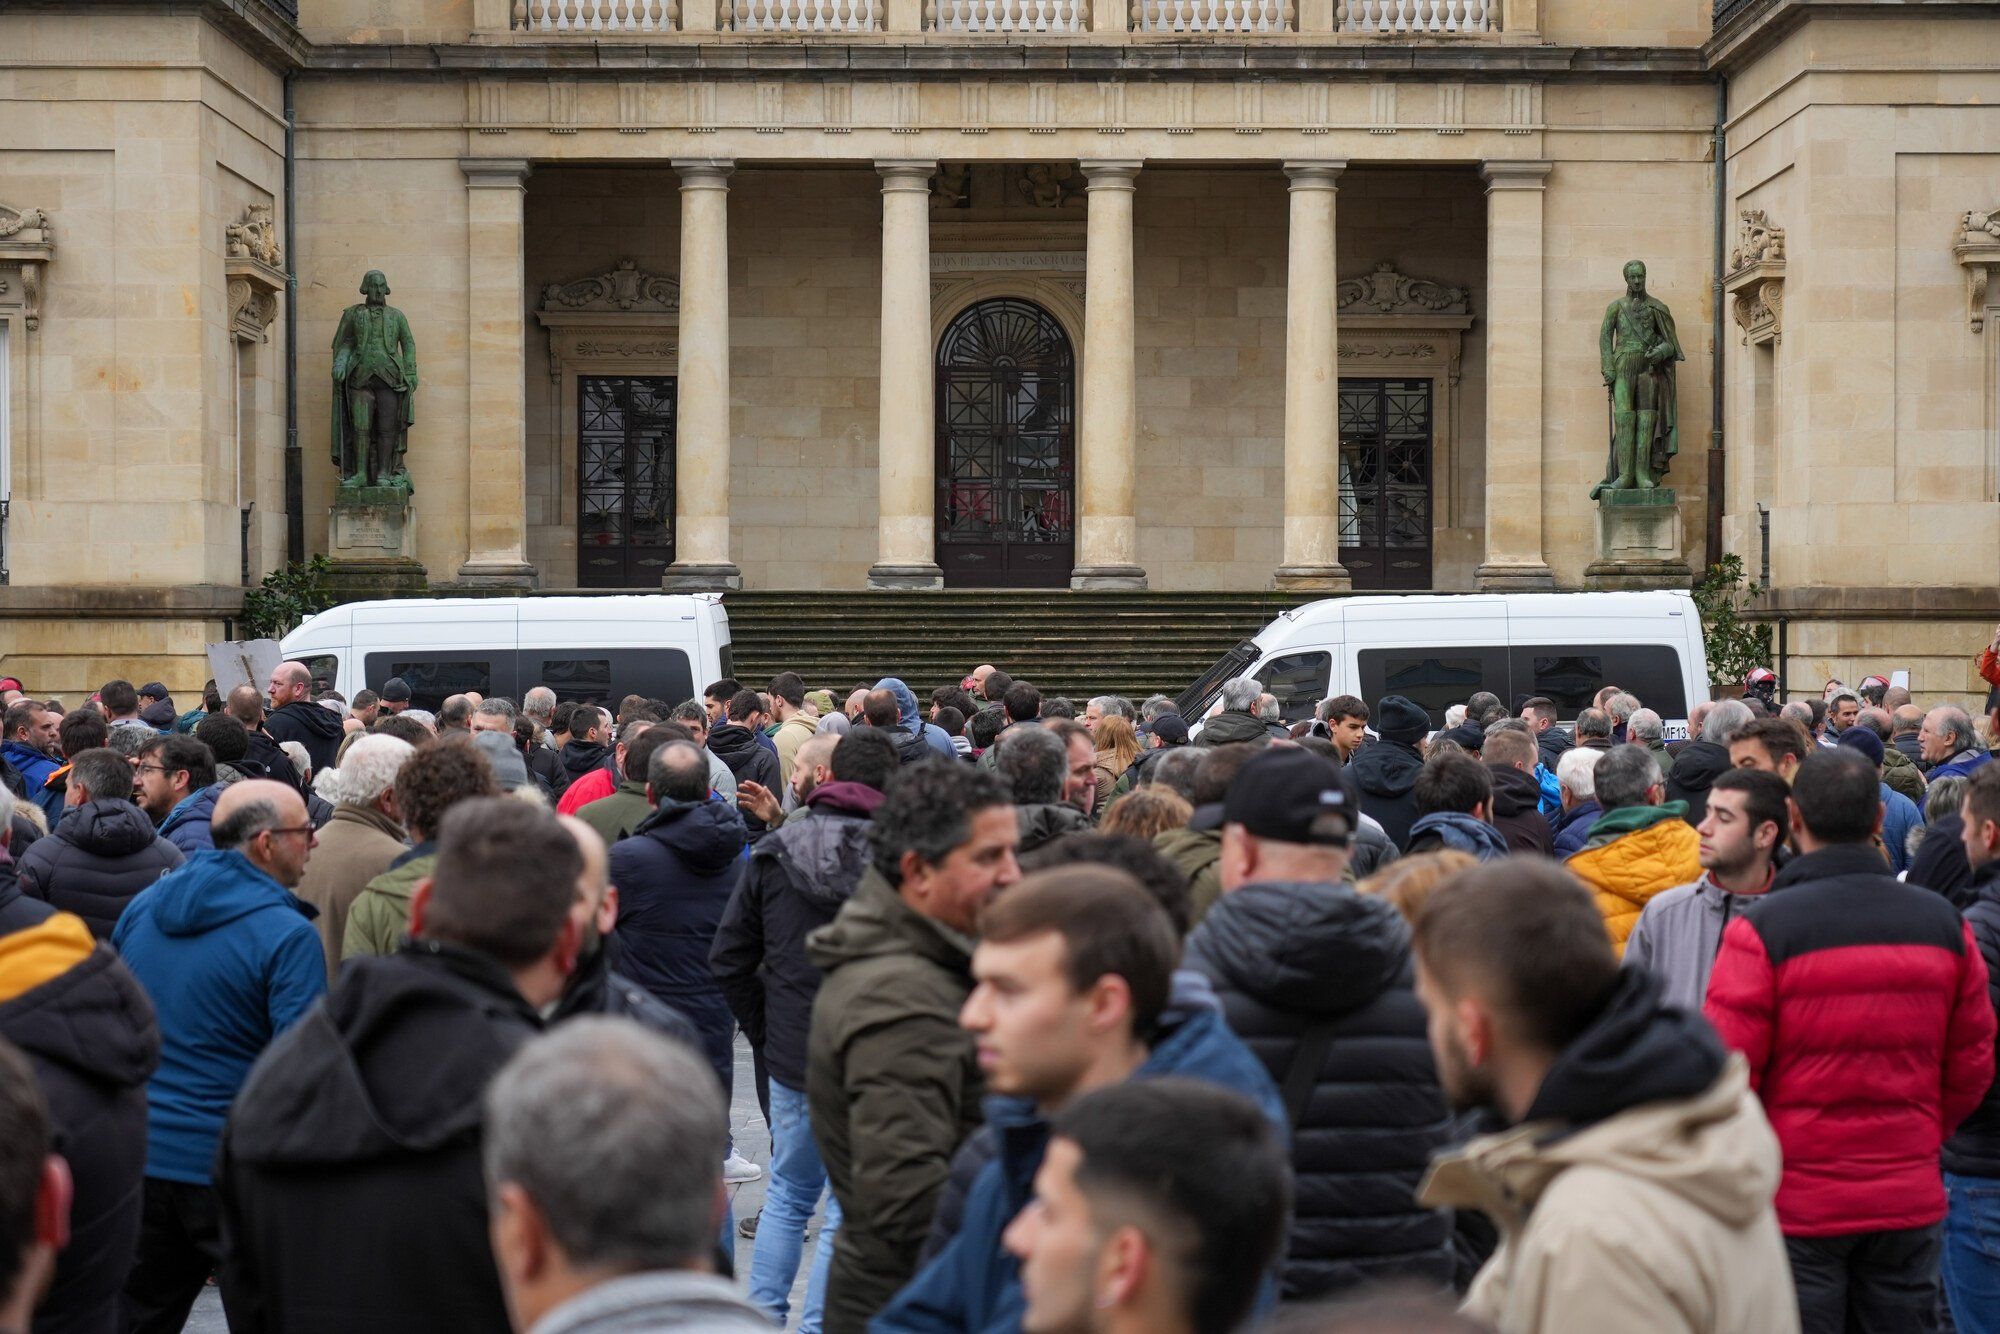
[0,204,55,331]
[1725,208,1786,347]
[1337,263,1470,317]
[1955,207,2000,334]
[540,259,679,315]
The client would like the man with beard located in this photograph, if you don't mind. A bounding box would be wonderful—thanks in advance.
[1415,859,1796,1334]
[262,663,345,777]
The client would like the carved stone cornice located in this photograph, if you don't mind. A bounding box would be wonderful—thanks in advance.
[1955,207,2000,334]
[1723,208,1786,346]
[1336,262,1470,317]
[0,204,55,332]
[536,259,680,381]
[223,203,285,344]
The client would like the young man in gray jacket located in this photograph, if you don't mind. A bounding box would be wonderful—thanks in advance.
[1623,767,1789,1011]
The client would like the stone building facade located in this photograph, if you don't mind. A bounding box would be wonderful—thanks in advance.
[1,0,1996,699]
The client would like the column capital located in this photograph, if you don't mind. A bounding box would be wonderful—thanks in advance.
[877,159,938,186]
[1480,160,1554,190]
[1283,160,1348,189]
[673,158,735,188]
[459,158,532,189]
[1080,160,1143,189]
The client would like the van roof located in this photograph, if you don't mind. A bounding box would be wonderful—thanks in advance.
[285,594,724,643]
[1272,589,1694,634]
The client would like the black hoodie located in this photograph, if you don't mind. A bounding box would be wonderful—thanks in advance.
[0,923,160,1334]
[1664,738,1732,827]
[1484,764,1553,856]
[264,701,345,777]
[706,723,782,840]
[1520,966,1726,1129]
[1184,879,1456,1300]
[553,738,611,797]
[1349,739,1424,851]
[216,942,541,1334]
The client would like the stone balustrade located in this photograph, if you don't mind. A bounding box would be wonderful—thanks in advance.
[1134,0,1292,34]
[1337,0,1491,32]
[729,0,882,30]
[514,0,678,31]
[927,0,1087,32]
[503,0,1517,33]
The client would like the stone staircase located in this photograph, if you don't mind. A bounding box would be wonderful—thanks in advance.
[721,590,1310,703]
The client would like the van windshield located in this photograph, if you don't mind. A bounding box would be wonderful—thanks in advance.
[1175,641,1260,719]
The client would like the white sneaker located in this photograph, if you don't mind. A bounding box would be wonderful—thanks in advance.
[723,1151,763,1184]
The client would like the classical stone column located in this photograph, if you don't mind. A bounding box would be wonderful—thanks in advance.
[870,160,944,590]
[665,159,742,590]
[456,159,539,586]
[1072,160,1147,591]
[1275,160,1351,591]
[1476,160,1558,591]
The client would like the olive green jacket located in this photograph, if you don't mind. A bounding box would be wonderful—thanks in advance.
[576,780,653,845]
[1155,825,1224,927]
[340,851,436,962]
[1881,745,1927,806]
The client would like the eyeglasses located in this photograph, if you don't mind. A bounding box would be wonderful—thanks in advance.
[258,824,316,840]
[134,764,176,777]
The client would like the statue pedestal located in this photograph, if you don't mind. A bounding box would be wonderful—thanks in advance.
[327,487,427,597]
[1584,488,1692,590]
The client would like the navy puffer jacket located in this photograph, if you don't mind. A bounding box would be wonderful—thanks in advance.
[19,801,184,939]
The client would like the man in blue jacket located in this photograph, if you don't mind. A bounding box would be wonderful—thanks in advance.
[0,700,60,800]
[877,677,958,760]
[873,865,1282,1333]
[134,735,227,857]
[112,779,326,1334]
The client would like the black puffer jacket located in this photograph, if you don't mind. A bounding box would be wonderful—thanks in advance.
[552,739,611,797]
[0,920,159,1334]
[19,801,183,939]
[1485,764,1552,856]
[707,723,782,841]
[1944,859,2000,1178]
[1664,738,1732,826]
[710,782,879,1091]
[264,701,345,777]
[1349,740,1424,851]
[1184,879,1456,1301]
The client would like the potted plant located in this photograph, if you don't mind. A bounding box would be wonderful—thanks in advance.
[1691,555,1772,698]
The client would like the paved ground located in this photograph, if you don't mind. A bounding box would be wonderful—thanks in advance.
[185,1032,816,1331]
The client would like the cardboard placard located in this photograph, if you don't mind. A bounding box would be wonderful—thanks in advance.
[206,640,282,698]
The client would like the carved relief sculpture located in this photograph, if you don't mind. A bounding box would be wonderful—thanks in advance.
[1013,164,1085,209]
[1724,208,1787,346]
[0,204,55,332]
[224,203,285,344]
[225,203,282,266]
[542,258,680,314]
[1955,207,2000,333]
[1336,262,1470,316]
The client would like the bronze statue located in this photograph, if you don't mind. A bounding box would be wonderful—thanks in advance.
[1592,260,1684,498]
[331,270,418,490]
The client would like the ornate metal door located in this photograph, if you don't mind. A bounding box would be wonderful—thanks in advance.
[1338,378,1435,589]
[935,299,1076,588]
[577,375,676,587]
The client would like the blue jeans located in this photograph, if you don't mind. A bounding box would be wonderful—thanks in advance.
[747,1080,841,1332]
[1945,1172,2000,1334]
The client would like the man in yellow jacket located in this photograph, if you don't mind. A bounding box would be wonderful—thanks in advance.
[1565,744,1701,954]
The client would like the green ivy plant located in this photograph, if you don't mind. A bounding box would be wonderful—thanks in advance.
[240,556,336,641]
[1692,555,1773,691]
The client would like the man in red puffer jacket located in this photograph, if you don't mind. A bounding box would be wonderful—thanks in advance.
[1707,748,1995,1334]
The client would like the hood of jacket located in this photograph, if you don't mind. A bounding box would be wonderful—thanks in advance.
[1198,710,1270,746]
[1,741,56,779]
[1408,811,1510,861]
[1188,879,1411,1018]
[269,699,345,744]
[145,848,315,937]
[874,677,925,731]
[558,738,609,782]
[1522,967,1726,1127]
[1154,825,1222,875]
[806,868,973,978]
[706,723,764,766]
[1585,801,1689,844]
[54,798,163,858]
[159,782,223,837]
[1666,738,1731,789]
[756,802,873,912]
[226,940,539,1167]
[1018,802,1092,847]
[1486,765,1544,819]
[1350,739,1423,798]
[0,912,159,1093]
[630,798,747,875]
[805,780,883,818]
[140,699,179,729]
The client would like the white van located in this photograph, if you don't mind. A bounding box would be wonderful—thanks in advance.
[1177,591,1711,741]
[280,595,733,713]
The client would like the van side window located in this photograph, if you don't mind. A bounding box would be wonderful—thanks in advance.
[1356,649,1507,728]
[536,659,613,706]
[298,655,340,695]
[1254,652,1331,723]
[1509,647,1687,722]
[521,651,694,713]
[365,655,496,714]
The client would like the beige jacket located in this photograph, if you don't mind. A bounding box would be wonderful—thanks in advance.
[1420,1056,1797,1334]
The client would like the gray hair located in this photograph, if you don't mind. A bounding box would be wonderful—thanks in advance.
[1556,747,1602,800]
[212,796,283,850]
[1149,748,1200,802]
[522,687,557,724]
[338,734,416,807]
[484,1018,727,1272]
[1781,701,1815,728]
[1254,694,1281,723]
[1856,707,1894,741]
[1140,695,1176,723]
[106,725,153,760]
[1927,706,1977,754]
[1219,678,1261,713]
[1928,774,1971,825]
[402,708,437,732]
[1089,696,1135,721]
[1627,709,1664,744]
[278,740,312,783]
[1608,693,1642,724]
[996,726,1066,806]
[1575,709,1612,741]
[1703,698,1753,744]
[68,749,135,805]
[475,698,518,725]
[1594,744,1663,812]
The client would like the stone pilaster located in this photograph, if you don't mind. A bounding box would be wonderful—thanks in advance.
[869,160,944,590]
[664,159,742,590]
[1072,160,1146,591]
[1275,161,1351,592]
[1476,160,1558,592]
[455,159,539,587]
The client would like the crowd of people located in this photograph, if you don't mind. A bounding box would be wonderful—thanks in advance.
[0,637,1996,1334]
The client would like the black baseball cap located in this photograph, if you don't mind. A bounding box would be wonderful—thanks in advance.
[1142,714,1189,746]
[138,682,170,700]
[379,677,413,702]
[1192,747,1355,846]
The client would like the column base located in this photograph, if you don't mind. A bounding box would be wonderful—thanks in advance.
[1475,562,1559,593]
[1582,558,1693,592]
[443,559,541,592]
[1273,564,1352,593]
[663,562,743,592]
[1070,566,1149,591]
[867,563,944,591]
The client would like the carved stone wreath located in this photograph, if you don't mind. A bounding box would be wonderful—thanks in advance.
[1336,263,1470,317]
[541,259,680,315]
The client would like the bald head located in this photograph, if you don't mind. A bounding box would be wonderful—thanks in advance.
[226,684,265,727]
[269,660,312,709]
[212,779,314,888]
